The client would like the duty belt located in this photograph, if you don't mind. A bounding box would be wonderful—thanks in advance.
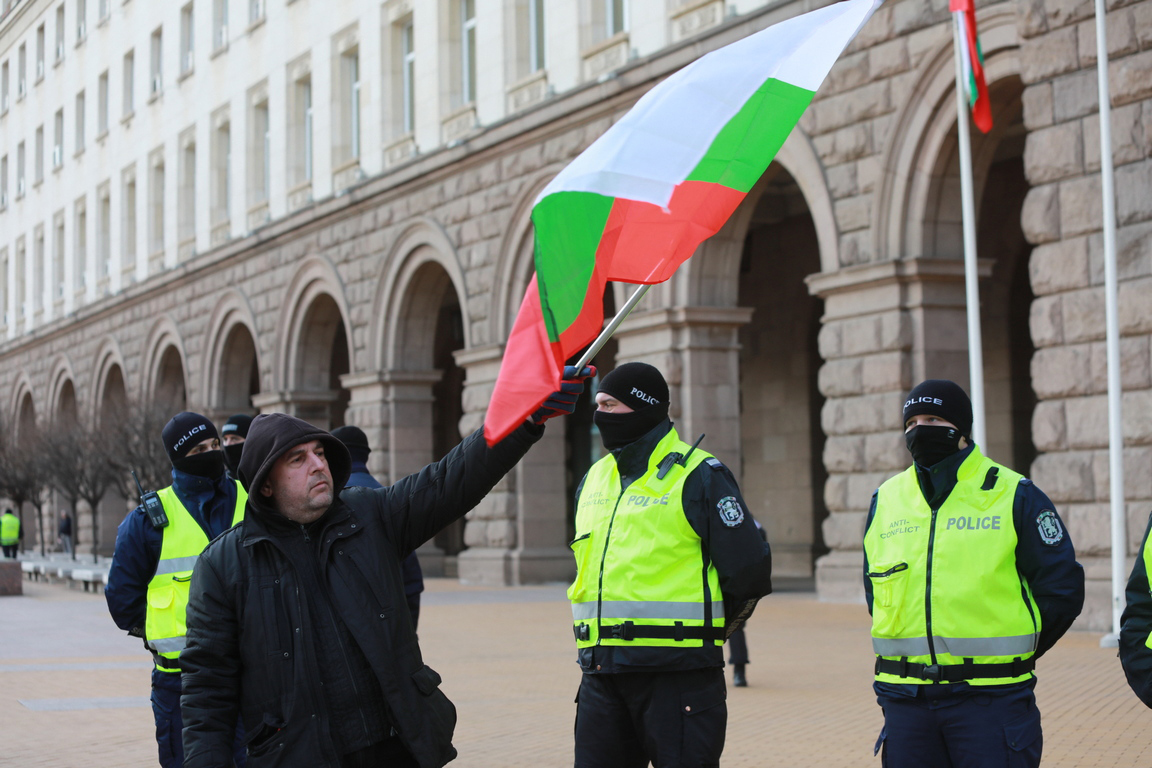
[875,656,1035,682]
[573,621,725,643]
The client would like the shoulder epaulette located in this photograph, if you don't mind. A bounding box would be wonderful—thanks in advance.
[704,457,725,471]
[1020,478,1034,486]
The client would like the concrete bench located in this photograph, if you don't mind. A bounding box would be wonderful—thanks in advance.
[69,568,108,593]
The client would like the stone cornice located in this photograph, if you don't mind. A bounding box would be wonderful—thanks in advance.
[618,305,756,334]
[805,257,996,298]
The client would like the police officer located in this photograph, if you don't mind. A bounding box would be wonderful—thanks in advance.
[1,508,20,558]
[105,412,247,768]
[569,362,772,768]
[864,380,1084,767]
[220,413,254,479]
[1119,512,1152,706]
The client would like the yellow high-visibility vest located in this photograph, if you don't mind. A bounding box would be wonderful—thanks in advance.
[0,513,19,546]
[144,482,246,672]
[865,446,1038,685]
[569,427,725,649]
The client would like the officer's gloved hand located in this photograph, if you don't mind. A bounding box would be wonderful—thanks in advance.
[530,365,597,425]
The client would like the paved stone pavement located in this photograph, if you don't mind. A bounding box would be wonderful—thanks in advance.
[2,577,1150,767]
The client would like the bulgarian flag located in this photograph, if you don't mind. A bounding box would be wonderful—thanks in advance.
[951,0,993,133]
[483,0,882,445]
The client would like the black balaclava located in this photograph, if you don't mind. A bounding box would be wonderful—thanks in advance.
[331,425,371,465]
[221,413,254,475]
[593,362,670,451]
[902,379,973,467]
[162,411,225,480]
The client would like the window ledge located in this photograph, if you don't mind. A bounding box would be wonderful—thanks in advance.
[210,42,229,60]
[74,36,86,49]
[120,110,135,126]
[147,89,162,105]
[34,74,44,87]
[33,177,44,189]
[96,129,109,143]
[54,56,64,69]
[177,67,194,83]
[247,15,266,33]
[97,16,109,28]
[74,146,85,159]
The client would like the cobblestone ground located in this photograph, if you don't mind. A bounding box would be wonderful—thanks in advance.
[2,578,1149,767]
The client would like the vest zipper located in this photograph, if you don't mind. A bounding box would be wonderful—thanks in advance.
[594,492,627,646]
[924,506,940,668]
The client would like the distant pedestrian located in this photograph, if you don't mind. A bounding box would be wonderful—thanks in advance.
[58,510,73,555]
[332,424,425,630]
[1,508,19,558]
[221,413,254,479]
[864,379,1084,767]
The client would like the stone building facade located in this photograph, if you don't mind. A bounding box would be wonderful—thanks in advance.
[0,0,1149,630]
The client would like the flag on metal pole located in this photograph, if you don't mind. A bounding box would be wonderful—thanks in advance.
[951,0,993,133]
[483,0,884,446]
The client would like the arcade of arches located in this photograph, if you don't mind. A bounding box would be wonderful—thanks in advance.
[1,1,1149,631]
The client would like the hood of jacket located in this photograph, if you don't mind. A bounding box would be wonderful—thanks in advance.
[237,412,351,520]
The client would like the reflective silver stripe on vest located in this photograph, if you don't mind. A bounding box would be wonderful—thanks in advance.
[146,636,187,654]
[153,556,200,577]
[572,600,725,622]
[873,633,1038,658]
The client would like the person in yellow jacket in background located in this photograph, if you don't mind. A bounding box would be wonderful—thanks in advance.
[105,412,247,768]
[865,380,1084,768]
[568,362,772,768]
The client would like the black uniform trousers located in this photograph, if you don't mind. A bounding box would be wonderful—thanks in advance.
[574,667,726,768]
[875,679,1041,768]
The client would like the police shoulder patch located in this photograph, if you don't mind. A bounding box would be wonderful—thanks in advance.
[717,496,744,528]
[705,457,725,471]
[1036,509,1064,546]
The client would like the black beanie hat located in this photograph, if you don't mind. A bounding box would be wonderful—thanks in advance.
[597,362,669,411]
[331,425,371,463]
[222,413,254,440]
[902,380,973,438]
[161,412,220,464]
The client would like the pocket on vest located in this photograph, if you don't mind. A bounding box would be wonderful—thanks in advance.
[867,562,909,610]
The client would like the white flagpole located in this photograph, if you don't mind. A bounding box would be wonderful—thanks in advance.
[951,13,987,448]
[1092,0,1126,646]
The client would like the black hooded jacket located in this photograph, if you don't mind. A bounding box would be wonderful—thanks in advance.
[180,414,543,768]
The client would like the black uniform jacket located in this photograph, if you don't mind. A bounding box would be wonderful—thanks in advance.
[180,421,542,768]
[1120,511,1152,707]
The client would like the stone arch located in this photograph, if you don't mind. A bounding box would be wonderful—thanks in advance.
[140,316,190,414]
[9,373,37,437]
[372,218,469,371]
[47,356,80,426]
[491,167,560,343]
[201,290,262,420]
[275,255,354,429]
[874,4,1021,261]
[90,338,129,426]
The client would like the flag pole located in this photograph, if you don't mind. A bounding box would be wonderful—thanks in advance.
[1092,0,1126,647]
[951,12,987,448]
[574,284,652,370]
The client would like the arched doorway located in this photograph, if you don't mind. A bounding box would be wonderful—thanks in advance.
[737,166,827,580]
[154,346,188,416]
[216,323,261,416]
[97,363,130,556]
[292,293,351,430]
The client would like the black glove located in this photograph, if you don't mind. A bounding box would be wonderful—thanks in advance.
[530,365,597,425]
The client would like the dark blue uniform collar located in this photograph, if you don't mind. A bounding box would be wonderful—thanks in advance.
[913,443,975,509]
[171,468,230,515]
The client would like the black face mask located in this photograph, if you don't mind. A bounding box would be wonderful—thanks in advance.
[223,443,244,475]
[594,406,667,451]
[905,425,963,467]
[174,450,226,480]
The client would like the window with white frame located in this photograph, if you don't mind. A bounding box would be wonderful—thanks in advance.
[74,196,87,292]
[53,109,64,168]
[529,0,545,73]
[211,115,230,225]
[401,19,415,134]
[0,155,7,208]
[97,70,109,134]
[288,68,312,185]
[606,0,627,36]
[98,0,109,22]
[34,125,44,184]
[180,3,194,74]
[178,132,196,247]
[150,28,162,95]
[16,142,25,198]
[336,42,360,164]
[97,182,111,281]
[33,225,44,315]
[53,212,65,299]
[17,44,26,99]
[123,166,137,270]
[75,90,85,151]
[33,226,44,315]
[249,0,264,25]
[76,0,87,41]
[35,24,45,81]
[460,0,476,105]
[123,49,135,116]
[512,0,546,82]
[213,0,228,51]
[2,61,8,112]
[149,151,164,255]
[249,92,270,205]
[15,238,25,320]
[0,250,7,328]
[55,6,65,63]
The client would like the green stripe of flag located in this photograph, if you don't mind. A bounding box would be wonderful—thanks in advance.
[532,191,616,343]
[685,78,814,192]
